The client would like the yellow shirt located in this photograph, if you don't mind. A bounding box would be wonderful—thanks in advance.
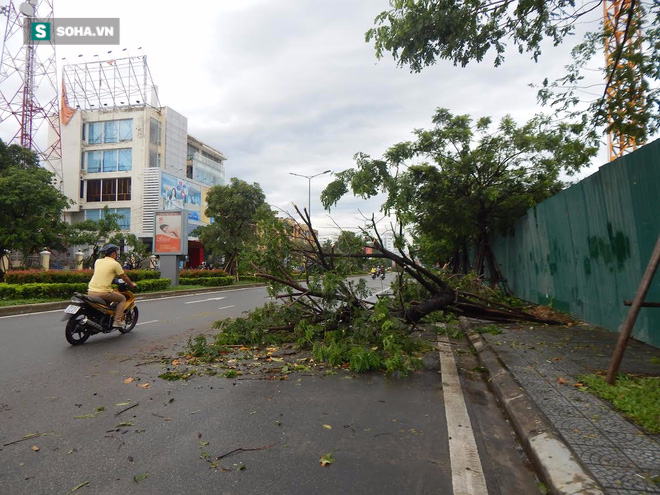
[88,257,124,293]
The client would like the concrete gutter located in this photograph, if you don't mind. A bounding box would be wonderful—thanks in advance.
[459,317,604,495]
[0,283,264,317]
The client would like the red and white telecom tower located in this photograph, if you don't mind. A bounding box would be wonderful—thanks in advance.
[0,0,62,183]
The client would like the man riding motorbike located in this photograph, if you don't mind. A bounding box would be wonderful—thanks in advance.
[87,244,137,329]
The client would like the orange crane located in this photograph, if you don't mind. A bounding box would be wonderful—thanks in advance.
[603,0,645,161]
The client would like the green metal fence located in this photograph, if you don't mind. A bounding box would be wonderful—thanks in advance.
[493,138,660,347]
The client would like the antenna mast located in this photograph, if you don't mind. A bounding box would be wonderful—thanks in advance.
[0,0,62,183]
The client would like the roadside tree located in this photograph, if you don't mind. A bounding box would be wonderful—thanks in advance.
[321,108,598,284]
[0,140,71,279]
[195,178,270,277]
[65,206,125,267]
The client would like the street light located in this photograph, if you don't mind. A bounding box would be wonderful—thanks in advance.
[289,170,331,219]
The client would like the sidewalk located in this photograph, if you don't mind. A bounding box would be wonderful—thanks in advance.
[461,317,660,495]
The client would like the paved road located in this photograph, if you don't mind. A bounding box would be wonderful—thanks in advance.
[0,276,540,494]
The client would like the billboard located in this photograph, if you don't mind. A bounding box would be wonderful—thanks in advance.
[153,210,188,255]
[161,172,201,223]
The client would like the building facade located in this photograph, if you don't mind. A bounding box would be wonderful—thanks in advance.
[57,104,226,267]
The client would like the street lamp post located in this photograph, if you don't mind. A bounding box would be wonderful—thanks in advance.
[288,170,331,219]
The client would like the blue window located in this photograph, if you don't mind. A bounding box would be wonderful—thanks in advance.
[115,208,131,230]
[102,150,118,172]
[118,120,132,142]
[117,149,132,171]
[84,149,131,173]
[88,122,103,144]
[87,151,102,172]
[85,209,101,222]
[104,121,118,143]
[86,119,132,144]
[85,207,131,230]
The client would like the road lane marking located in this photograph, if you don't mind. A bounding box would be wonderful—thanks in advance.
[184,296,226,304]
[366,287,391,302]
[0,287,266,318]
[136,320,159,326]
[438,334,489,495]
[0,309,63,319]
[218,305,235,310]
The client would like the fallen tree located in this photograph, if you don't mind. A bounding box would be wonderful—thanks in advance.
[253,207,565,328]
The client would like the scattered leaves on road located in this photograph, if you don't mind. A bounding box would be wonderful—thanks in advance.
[31,445,39,452]
[123,377,134,384]
[322,424,332,430]
[133,472,149,483]
[319,452,334,467]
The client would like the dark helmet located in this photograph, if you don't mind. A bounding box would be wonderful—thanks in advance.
[100,244,120,256]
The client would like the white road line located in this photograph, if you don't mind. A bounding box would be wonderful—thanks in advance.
[184,296,226,304]
[438,334,489,495]
[218,305,235,310]
[0,287,263,319]
[0,309,63,319]
[138,287,261,304]
[366,287,391,302]
[136,320,159,326]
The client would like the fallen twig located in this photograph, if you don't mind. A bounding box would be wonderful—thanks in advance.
[115,403,139,417]
[3,432,41,447]
[216,442,279,461]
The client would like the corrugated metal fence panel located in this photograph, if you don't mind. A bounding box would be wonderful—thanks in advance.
[493,138,660,347]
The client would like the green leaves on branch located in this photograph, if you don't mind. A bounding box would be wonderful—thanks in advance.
[322,108,598,266]
[367,1,659,155]
[366,0,580,70]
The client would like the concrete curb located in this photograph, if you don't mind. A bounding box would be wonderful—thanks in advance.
[459,317,604,495]
[0,283,264,317]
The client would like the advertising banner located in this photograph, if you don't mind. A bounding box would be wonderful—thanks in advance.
[201,186,211,224]
[161,172,201,223]
[153,210,188,255]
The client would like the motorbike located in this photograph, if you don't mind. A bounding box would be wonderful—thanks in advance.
[62,279,139,345]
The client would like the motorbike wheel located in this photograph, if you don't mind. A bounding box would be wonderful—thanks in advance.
[120,307,139,333]
[65,317,91,345]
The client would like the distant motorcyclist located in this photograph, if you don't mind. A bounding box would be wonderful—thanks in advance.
[87,244,137,329]
[371,266,377,279]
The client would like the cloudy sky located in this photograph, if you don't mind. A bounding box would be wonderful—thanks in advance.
[10,0,610,236]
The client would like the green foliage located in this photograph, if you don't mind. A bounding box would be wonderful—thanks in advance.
[0,140,72,276]
[193,294,429,375]
[366,0,580,71]
[65,206,127,268]
[132,279,170,293]
[474,324,503,335]
[323,109,597,270]
[0,282,88,300]
[0,277,168,300]
[194,178,272,276]
[108,232,151,270]
[579,373,660,433]
[158,370,194,381]
[179,276,234,287]
[186,335,227,361]
[4,269,159,284]
[179,269,230,279]
[366,1,659,146]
